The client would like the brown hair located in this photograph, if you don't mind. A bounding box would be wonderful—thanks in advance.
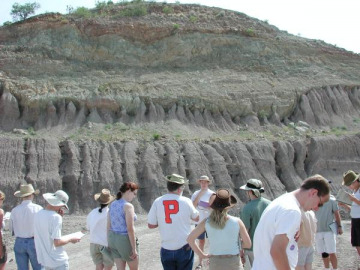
[0,190,5,201]
[116,182,139,199]
[301,174,330,197]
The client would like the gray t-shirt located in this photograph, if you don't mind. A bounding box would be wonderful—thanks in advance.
[315,195,339,232]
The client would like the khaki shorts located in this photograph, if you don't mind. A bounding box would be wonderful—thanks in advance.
[209,255,243,270]
[90,243,114,267]
[297,246,314,266]
[108,231,139,262]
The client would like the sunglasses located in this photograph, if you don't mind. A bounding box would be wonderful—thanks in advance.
[317,196,323,208]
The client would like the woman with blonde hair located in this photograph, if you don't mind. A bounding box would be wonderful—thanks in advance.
[108,182,139,270]
[0,191,7,270]
[187,188,251,270]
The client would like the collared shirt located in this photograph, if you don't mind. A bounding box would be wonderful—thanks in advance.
[10,200,43,238]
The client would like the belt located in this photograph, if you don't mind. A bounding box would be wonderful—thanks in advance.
[161,244,191,252]
[16,237,34,239]
[211,254,239,258]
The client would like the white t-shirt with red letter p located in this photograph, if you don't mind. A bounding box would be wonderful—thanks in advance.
[148,193,199,250]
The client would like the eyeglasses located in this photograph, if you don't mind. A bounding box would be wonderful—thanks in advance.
[317,196,323,208]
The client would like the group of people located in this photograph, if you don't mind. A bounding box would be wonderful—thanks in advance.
[0,169,360,270]
[0,184,80,270]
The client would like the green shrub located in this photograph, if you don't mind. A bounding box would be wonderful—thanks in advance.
[243,28,256,37]
[73,7,92,18]
[173,23,179,30]
[189,15,197,23]
[258,110,268,120]
[28,127,36,136]
[152,133,160,140]
[163,6,174,14]
[3,21,12,26]
[118,4,147,17]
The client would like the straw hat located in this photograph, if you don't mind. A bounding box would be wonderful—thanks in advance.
[43,190,69,209]
[197,175,211,183]
[94,189,114,204]
[14,184,40,198]
[343,170,360,186]
[210,189,237,210]
[165,174,188,185]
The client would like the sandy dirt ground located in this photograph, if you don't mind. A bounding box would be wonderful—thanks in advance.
[3,215,360,270]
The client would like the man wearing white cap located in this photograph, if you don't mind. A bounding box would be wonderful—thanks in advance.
[34,190,81,270]
[240,179,271,267]
[148,174,199,270]
[10,183,43,270]
[191,175,214,270]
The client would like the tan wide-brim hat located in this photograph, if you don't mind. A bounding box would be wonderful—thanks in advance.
[94,189,115,204]
[165,173,189,185]
[197,175,211,183]
[14,184,40,198]
[343,170,360,186]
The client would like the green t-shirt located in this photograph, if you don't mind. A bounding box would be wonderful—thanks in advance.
[315,195,339,232]
[240,196,271,251]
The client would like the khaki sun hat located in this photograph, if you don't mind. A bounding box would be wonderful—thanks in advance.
[197,175,211,183]
[43,190,69,209]
[240,179,265,197]
[14,184,40,198]
[343,170,360,186]
[165,173,188,185]
[210,189,237,210]
[94,189,115,204]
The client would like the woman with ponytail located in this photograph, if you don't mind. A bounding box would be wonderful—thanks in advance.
[108,182,139,270]
[87,189,115,270]
[187,189,251,270]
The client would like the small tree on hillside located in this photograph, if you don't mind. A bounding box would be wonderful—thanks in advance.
[11,2,40,21]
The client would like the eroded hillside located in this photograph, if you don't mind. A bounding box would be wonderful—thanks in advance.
[1,2,360,211]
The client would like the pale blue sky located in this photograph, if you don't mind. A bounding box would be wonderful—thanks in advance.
[1,0,359,54]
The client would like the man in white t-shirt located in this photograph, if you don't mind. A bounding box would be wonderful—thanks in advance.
[252,174,330,270]
[34,190,81,270]
[10,184,43,270]
[191,175,214,270]
[148,174,199,270]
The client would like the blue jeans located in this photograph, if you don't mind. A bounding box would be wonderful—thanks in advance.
[14,237,43,270]
[160,244,194,270]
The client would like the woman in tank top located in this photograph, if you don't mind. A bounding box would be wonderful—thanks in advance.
[108,182,139,270]
[187,188,251,270]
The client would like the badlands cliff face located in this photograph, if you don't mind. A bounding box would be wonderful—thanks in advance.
[0,2,360,212]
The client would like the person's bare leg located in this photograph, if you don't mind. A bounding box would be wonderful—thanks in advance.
[304,263,312,270]
[295,265,305,270]
[126,257,139,270]
[114,258,126,270]
[322,257,330,269]
[104,265,113,270]
[329,253,337,269]
[96,263,104,270]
